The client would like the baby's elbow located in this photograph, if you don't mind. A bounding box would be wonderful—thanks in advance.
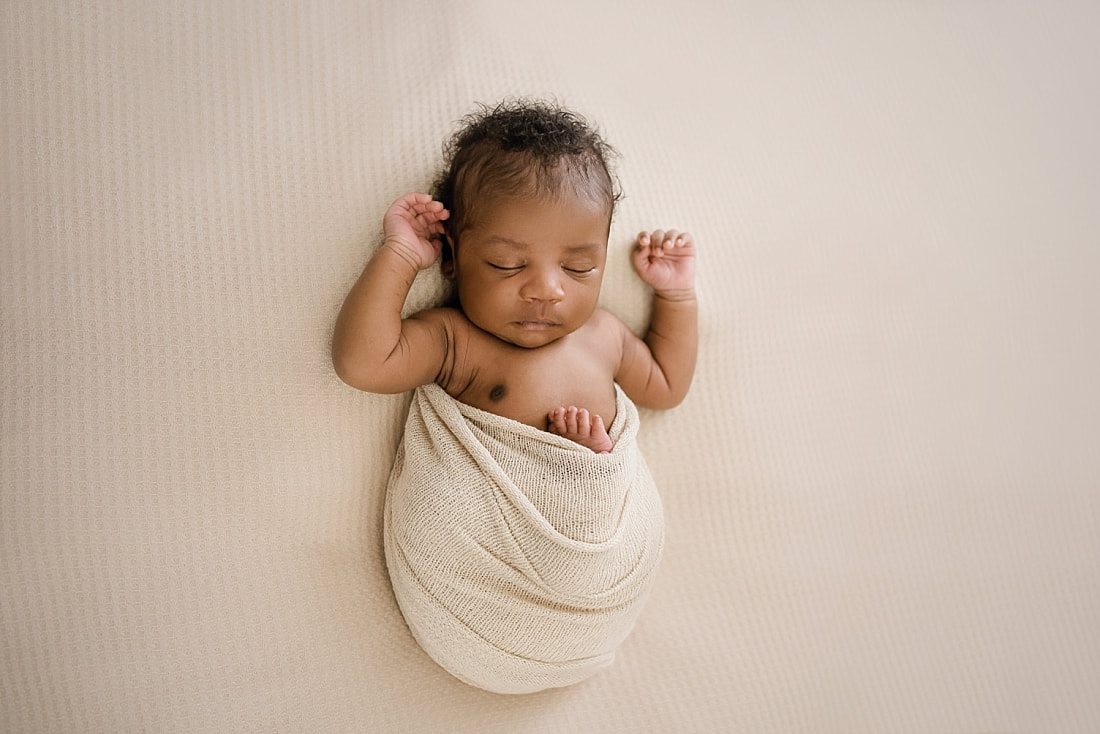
[663,392,689,410]
[643,393,687,411]
[332,347,379,392]
[332,351,417,394]
[637,379,693,411]
[332,352,368,391]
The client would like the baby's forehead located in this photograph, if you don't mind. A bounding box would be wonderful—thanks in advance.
[464,185,611,223]
[455,150,613,206]
[473,190,608,221]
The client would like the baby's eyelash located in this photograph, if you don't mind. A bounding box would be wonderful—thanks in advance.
[485,262,594,274]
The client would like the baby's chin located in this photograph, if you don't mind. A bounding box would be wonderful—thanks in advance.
[499,329,567,350]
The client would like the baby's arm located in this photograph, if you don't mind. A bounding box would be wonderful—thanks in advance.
[615,230,698,410]
[332,193,451,393]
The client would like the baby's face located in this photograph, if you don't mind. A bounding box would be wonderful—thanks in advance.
[451,193,610,349]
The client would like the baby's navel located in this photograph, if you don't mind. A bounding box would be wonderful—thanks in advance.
[489,384,507,402]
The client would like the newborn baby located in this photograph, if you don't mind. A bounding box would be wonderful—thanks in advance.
[332,100,698,693]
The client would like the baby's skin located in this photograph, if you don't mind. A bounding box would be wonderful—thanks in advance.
[543,225,694,453]
[547,406,613,454]
[332,192,698,455]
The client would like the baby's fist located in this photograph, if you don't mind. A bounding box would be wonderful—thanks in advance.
[381,192,449,270]
[632,229,697,296]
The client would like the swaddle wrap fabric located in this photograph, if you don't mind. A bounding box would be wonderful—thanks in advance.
[384,383,664,694]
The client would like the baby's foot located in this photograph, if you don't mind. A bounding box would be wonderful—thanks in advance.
[547,406,614,454]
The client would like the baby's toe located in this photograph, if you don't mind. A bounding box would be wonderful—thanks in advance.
[575,408,593,436]
[547,408,565,432]
[563,406,580,434]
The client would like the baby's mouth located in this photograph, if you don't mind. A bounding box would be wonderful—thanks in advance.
[514,318,558,331]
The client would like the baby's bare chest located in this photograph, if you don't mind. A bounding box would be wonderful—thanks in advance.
[449,334,618,430]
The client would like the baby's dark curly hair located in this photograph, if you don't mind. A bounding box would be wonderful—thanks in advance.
[432,100,621,257]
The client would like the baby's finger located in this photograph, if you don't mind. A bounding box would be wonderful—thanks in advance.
[415,201,446,221]
[403,192,435,210]
[646,230,666,254]
[669,231,696,253]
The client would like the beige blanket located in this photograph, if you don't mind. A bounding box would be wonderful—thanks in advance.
[383,383,664,694]
[6,2,1100,730]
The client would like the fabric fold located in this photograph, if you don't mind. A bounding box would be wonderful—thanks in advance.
[384,383,664,694]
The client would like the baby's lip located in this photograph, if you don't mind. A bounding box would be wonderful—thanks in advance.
[514,319,559,330]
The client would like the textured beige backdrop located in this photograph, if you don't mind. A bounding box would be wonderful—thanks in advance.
[3,2,1099,732]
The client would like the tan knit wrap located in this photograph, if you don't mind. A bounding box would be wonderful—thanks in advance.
[384,383,664,694]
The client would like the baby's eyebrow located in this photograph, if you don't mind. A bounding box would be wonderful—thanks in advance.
[480,237,603,252]
[563,243,604,254]
[482,235,531,249]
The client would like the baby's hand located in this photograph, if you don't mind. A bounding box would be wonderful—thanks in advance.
[381,192,450,270]
[632,229,697,297]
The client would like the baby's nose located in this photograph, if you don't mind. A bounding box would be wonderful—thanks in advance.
[520,268,565,302]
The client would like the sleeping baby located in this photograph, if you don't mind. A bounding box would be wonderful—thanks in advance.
[332,99,697,693]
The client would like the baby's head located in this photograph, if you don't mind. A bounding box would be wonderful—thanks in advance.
[431,100,622,348]
[433,99,621,268]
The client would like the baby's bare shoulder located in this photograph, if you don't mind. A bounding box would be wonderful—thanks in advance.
[404,305,468,376]
[418,307,503,392]
[587,307,630,339]
[407,305,467,339]
[578,309,631,368]
[588,306,621,326]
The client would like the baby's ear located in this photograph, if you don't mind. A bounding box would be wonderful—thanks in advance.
[440,234,456,279]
